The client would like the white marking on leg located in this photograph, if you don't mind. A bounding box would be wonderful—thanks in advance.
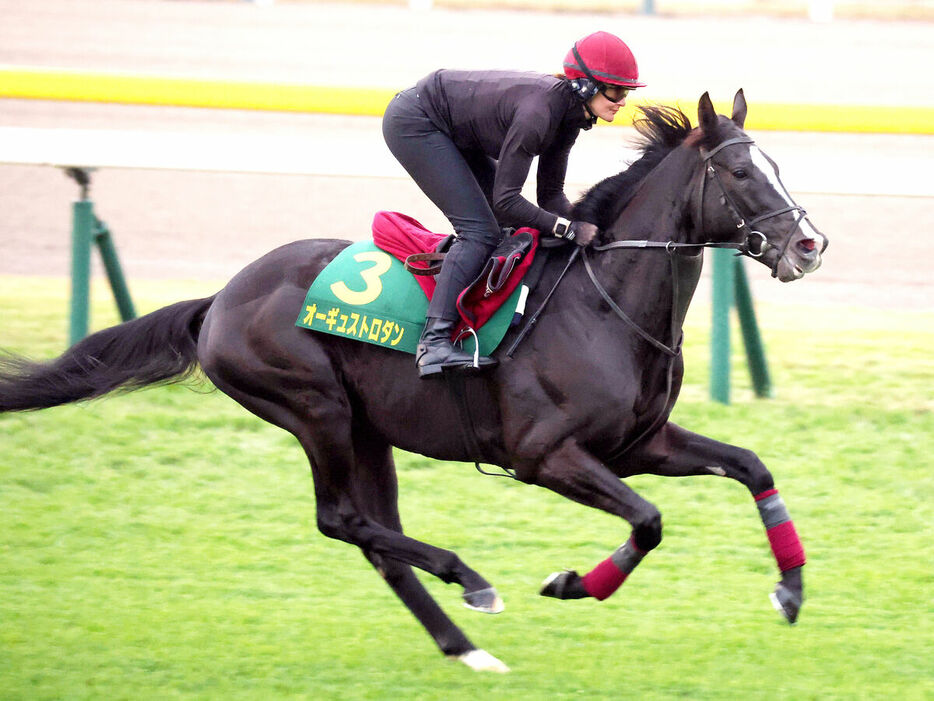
[706,466,726,476]
[452,649,511,673]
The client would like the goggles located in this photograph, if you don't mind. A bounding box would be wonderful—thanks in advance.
[600,85,631,103]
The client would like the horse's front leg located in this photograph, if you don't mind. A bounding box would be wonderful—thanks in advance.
[619,421,806,624]
[527,437,661,602]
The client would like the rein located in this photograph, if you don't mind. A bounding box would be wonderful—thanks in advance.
[583,238,742,357]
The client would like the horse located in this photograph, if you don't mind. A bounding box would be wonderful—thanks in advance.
[0,91,827,673]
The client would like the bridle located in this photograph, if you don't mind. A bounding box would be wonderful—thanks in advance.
[583,133,822,357]
[593,136,815,268]
[696,135,818,277]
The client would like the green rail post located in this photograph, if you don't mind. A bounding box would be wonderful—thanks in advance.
[94,217,137,322]
[711,251,773,403]
[64,167,136,347]
[710,248,734,403]
[69,197,93,346]
[734,259,773,398]
[642,0,656,14]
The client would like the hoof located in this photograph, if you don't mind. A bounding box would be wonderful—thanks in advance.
[462,587,505,614]
[769,582,802,624]
[450,649,510,673]
[539,570,590,600]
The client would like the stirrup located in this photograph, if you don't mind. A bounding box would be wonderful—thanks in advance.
[416,320,488,378]
[450,327,496,373]
[453,327,482,370]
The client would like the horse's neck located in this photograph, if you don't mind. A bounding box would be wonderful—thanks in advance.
[591,146,704,336]
[613,145,698,244]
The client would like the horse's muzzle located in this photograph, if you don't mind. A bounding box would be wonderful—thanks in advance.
[774,231,826,282]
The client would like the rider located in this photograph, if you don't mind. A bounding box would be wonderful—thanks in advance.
[382,31,645,378]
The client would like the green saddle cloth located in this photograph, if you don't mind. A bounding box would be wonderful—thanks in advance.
[295,240,522,355]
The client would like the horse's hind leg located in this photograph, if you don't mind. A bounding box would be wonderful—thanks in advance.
[300,423,500,607]
[216,375,499,603]
[620,421,805,624]
[351,427,509,672]
[208,372,506,665]
[201,323,503,665]
[206,331,502,587]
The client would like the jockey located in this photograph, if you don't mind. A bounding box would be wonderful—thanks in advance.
[382,31,645,378]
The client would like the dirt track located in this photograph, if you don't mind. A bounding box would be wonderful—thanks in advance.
[1,1,932,311]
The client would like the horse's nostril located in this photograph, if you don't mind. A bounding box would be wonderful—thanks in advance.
[797,239,817,254]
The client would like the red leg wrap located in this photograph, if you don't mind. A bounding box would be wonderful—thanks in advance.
[767,520,806,571]
[581,557,629,601]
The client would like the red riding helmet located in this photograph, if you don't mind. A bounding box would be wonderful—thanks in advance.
[563,31,646,89]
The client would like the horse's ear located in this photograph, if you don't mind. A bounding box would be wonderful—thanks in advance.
[732,88,747,127]
[698,92,718,135]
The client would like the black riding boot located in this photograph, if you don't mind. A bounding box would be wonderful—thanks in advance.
[415,317,498,378]
[416,240,497,378]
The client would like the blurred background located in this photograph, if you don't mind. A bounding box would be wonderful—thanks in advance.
[1,0,932,310]
[1,2,932,697]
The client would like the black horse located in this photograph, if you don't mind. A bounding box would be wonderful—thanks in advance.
[0,92,826,672]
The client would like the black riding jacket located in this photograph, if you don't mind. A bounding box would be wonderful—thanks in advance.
[415,70,592,233]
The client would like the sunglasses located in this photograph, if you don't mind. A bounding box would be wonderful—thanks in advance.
[599,85,631,103]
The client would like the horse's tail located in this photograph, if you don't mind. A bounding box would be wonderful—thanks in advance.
[0,296,215,412]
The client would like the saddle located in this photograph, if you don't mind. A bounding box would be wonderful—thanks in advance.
[371,210,541,334]
[295,212,551,356]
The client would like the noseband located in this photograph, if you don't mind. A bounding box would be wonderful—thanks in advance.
[592,136,811,264]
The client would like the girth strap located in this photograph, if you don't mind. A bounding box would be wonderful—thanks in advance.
[505,246,580,358]
[445,369,517,480]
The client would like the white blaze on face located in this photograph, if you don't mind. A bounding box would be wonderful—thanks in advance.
[748,145,824,246]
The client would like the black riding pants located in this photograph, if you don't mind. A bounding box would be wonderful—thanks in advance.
[382,88,503,321]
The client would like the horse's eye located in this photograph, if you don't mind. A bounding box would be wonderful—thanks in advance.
[732,168,748,179]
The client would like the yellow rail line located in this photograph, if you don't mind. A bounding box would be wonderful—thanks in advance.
[2,66,931,135]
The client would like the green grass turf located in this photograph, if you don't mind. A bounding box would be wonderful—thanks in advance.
[1,276,932,699]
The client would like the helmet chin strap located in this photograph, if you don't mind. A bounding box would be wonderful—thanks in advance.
[582,102,598,126]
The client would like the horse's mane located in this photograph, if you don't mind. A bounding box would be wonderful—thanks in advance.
[572,105,695,230]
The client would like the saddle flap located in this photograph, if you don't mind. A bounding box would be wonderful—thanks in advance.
[484,231,534,294]
[456,228,538,329]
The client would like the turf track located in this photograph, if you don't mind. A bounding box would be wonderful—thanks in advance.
[1,277,931,699]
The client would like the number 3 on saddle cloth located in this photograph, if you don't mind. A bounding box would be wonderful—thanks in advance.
[295,211,540,356]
